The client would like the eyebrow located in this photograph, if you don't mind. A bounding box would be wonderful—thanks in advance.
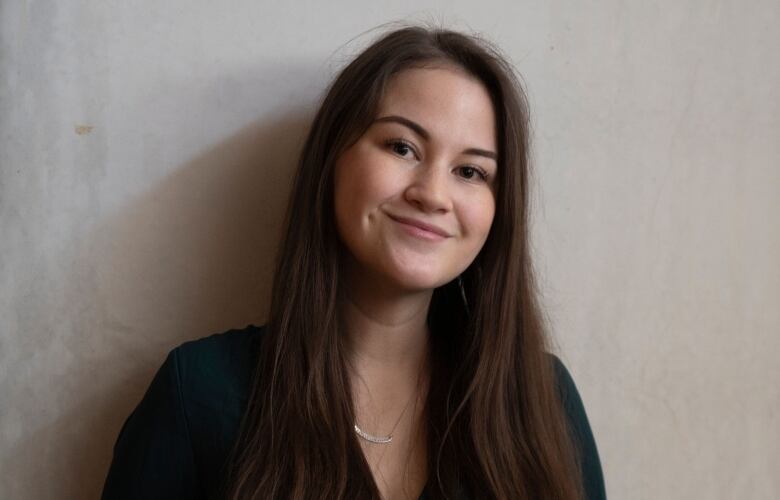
[372,115,498,161]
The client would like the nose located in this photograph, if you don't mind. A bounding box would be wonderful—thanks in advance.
[403,160,453,213]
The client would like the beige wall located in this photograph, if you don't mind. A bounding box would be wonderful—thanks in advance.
[1,1,778,498]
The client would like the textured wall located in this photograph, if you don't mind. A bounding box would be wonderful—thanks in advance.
[1,1,778,498]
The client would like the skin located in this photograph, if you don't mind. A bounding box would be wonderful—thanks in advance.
[333,65,498,499]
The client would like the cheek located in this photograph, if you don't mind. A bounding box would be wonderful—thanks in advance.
[334,148,397,236]
[462,193,496,242]
[336,150,399,214]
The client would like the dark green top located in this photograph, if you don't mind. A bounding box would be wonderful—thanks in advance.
[101,325,606,499]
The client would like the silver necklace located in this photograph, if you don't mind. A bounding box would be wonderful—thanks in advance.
[353,356,425,445]
[353,397,412,444]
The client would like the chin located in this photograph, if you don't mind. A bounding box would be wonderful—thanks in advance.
[387,267,456,292]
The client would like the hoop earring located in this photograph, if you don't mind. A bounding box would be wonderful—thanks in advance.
[457,274,471,316]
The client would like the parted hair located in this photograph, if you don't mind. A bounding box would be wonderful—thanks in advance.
[224,24,584,500]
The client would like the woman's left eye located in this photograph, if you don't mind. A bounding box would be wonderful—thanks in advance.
[457,165,489,182]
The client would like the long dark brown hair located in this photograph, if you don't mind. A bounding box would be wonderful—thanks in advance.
[224,24,584,500]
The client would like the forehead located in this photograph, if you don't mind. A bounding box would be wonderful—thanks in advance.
[376,66,497,152]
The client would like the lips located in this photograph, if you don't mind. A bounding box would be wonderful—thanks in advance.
[387,213,451,238]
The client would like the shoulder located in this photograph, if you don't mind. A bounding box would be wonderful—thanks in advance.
[173,323,265,368]
[101,325,268,498]
[546,353,594,446]
[170,324,267,404]
[545,353,589,440]
[170,324,268,486]
[545,353,608,500]
[547,353,580,407]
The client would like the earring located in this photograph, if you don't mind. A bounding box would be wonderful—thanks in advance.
[457,274,471,316]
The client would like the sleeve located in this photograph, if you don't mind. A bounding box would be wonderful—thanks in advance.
[101,348,203,500]
[552,356,607,500]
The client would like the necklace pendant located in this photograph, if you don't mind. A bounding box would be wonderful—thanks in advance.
[354,424,393,444]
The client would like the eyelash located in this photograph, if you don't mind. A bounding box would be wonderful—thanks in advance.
[384,138,490,183]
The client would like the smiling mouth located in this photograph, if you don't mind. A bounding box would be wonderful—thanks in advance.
[387,214,451,241]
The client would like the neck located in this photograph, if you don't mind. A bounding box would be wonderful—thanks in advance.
[340,276,432,373]
[338,260,433,414]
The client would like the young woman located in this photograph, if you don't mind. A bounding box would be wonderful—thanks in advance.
[102,25,606,500]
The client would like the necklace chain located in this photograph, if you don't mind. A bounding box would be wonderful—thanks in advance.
[354,394,413,444]
[353,354,426,445]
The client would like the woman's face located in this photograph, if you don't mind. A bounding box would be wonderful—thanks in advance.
[333,65,497,292]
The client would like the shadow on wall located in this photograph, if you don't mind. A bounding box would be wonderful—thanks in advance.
[32,113,309,499]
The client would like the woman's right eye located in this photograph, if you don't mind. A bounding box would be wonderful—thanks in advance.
[385,139,416,159]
